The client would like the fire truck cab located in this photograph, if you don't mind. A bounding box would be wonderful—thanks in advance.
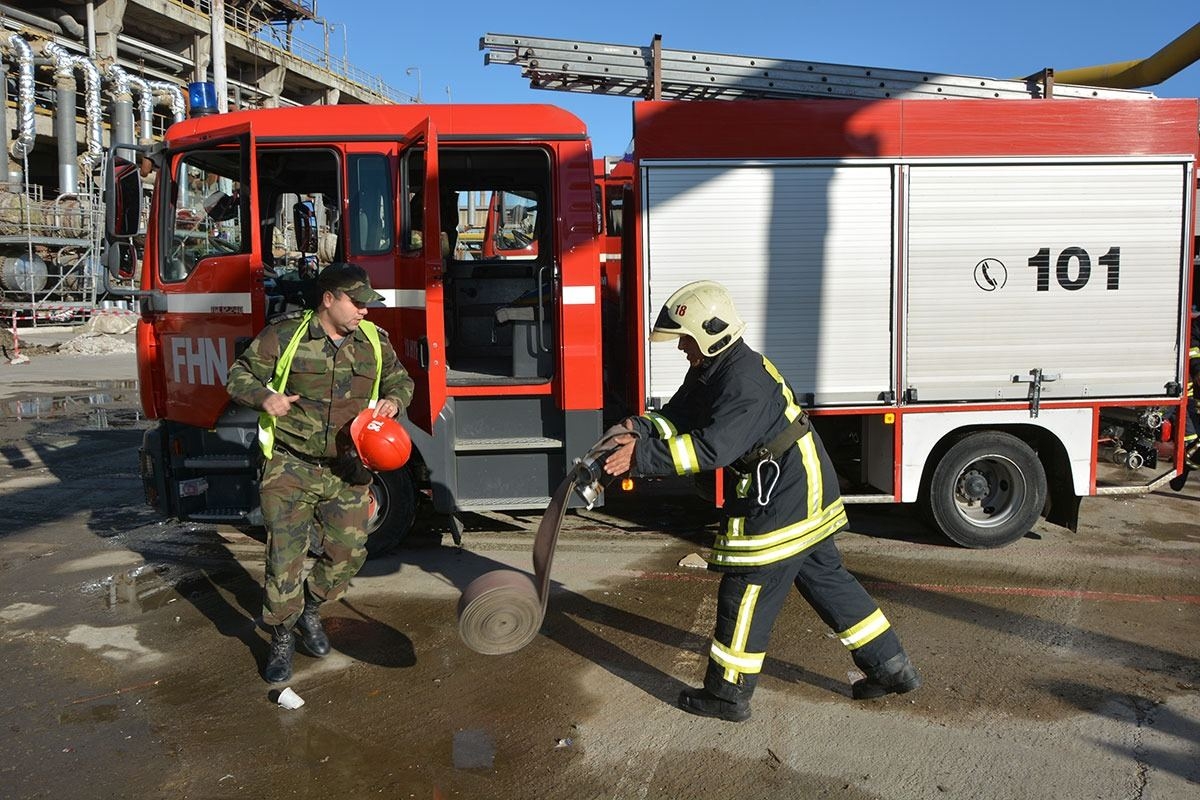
[115,105,606,551]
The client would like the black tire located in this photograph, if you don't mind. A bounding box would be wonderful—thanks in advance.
[924,432,1047,549]
[364,466,416,558]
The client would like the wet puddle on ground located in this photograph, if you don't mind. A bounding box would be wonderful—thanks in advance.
[452,728,496,770]
[4,381,140,423]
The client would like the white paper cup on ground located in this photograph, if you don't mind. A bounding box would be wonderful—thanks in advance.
[277,687,305,709]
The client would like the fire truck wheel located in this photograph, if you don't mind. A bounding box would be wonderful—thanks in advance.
[925,432,1047,549]
[364,466,417,558]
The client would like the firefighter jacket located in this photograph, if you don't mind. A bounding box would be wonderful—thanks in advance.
[226,312,414,461]
[629,339,847,573]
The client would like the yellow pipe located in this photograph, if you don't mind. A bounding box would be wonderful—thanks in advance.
[1052,21,1200,88]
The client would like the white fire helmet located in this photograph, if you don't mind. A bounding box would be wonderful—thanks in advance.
[649,280,746,357]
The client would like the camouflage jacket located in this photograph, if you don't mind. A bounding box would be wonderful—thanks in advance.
[226,313,414,460]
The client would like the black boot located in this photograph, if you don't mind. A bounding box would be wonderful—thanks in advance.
[677,686,751,722]
[263,625,295,684]
[295,593,331,658]
[852,651,922,700]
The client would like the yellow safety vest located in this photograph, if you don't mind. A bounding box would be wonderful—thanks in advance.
[257,310,382,459]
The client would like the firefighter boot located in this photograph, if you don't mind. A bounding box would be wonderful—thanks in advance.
[677,686,751,723]
[295,591,331,657]
[263,625,295,684]
[851,651,922,700]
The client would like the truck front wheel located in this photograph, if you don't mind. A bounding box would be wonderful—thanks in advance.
[925,432,1047,549]
[364,466,417,558]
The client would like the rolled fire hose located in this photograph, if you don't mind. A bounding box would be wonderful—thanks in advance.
[457,426,631,654]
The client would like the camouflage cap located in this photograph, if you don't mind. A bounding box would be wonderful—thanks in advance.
[317,262,384,304]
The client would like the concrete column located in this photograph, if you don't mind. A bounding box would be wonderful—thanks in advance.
[258,63,286,108]
[192,32,212,84]
[93,0,127,62]
[211,0,228,112]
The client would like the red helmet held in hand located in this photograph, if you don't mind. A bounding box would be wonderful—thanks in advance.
[351,408,412,471]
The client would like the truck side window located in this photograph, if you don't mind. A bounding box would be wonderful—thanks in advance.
[166,150,246,283]
[349,154,392,255]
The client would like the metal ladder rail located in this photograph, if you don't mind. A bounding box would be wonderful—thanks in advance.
[481,33,1155,102]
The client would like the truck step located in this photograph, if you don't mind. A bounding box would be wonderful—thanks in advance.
[188,507,252,522]
[182,455,253,470]
[456,496,553,511]
[455,436,563,452]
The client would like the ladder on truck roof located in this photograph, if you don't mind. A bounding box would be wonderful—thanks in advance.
[480,33,1155,102]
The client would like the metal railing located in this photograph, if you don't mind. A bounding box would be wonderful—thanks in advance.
[162,0,411,103]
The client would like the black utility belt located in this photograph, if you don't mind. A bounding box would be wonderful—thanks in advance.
[276,442,337,467]
[732,414,811,473]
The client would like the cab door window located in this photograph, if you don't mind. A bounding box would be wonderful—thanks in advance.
[166,151,246,282]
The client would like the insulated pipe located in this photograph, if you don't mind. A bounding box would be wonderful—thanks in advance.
[43,42,103,177]
[105,63,135,159]
[148,81,186,123]
[49,51,79,193]
[1053,22,1200,89]
[5,34,36,160]
[126,74,155,143]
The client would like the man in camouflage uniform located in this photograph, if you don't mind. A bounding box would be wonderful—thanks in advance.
[227,262,414,683]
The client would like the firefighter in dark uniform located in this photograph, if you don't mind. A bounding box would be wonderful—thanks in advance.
[604,280,920,721]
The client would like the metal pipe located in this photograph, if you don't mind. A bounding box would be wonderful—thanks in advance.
[211,0,229,112]
[148,80,186,123]
[85,1,96,58]
[42,41,103,176]
[105,63,134,159]
[0,2,63,34]
[52,11,85,38]
[4,34,36,160]
[126,74,155,143]
[48,48,80,193]
[1053,22,1200,89]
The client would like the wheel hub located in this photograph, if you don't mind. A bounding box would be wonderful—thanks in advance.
[958,469,990,503]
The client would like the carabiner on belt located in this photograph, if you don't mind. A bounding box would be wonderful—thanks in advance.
[755,456,780,506]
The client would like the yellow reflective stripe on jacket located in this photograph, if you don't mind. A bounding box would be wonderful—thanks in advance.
[1190,346,1200,359]
[709,499,848,567]
[838,608,891,650]
[642,411,677,438]
[667,433,701,475]
[798,431,822,519]
[257,315,382,460]
[761,356,803,422]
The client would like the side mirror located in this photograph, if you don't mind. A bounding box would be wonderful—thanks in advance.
[293,200,317,253]
[106,152,143,238]
[103,240,138,281]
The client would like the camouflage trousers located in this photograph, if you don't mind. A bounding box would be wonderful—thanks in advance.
[259,450,370,628]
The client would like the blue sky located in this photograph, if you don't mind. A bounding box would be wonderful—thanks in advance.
[297,1,1199,157]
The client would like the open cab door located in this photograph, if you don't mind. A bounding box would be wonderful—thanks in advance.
[396,118,445,433]
[151,122,261,429]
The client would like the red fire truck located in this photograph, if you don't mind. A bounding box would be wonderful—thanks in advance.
[104,65,1198,554]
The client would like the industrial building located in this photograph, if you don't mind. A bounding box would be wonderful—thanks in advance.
[0,0,407,323]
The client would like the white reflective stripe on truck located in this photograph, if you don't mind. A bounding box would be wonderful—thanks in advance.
[165,293,252,314]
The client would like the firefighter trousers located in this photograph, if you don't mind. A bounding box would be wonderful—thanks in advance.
[704,536,903,702]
